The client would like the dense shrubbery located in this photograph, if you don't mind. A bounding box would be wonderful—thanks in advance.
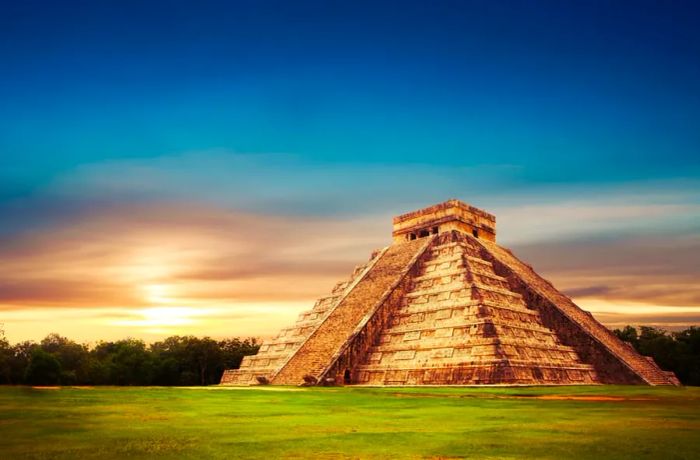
[0,330,259,386]
[613,326,700,386]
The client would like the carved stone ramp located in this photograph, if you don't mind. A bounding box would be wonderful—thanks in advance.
[270,237,433,385]
[474,238,678,386]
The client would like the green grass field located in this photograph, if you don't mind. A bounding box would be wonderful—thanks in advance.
[1,385,699,459]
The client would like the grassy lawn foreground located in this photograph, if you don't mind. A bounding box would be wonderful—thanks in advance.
[0,385,699,459]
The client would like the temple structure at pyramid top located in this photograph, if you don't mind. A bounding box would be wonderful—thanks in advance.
[392,199,496,243]
[221,199,679,386]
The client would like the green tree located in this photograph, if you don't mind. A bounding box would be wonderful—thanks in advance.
[85,355,111,385]
[1,329,261,386]
[10,341,39,384]
[191,337,224,385]
[613,325,700,386]
[613,325,639,347]
[150,336,189,385]
[40,333,90,384]
[151,336,226,385]
[92,339,154,385]
[0,324,12,384]
[24,349,62,385]
[673,327,700,386]
[637,326,678,373]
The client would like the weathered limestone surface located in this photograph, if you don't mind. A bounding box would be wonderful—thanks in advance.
[271,237,432,385]
[220,199,679,386]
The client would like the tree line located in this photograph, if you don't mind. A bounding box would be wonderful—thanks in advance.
[0,326,698,386]
[613,326,700,386]
[0,329,259,386]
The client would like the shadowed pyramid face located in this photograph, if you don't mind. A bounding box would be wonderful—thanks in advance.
[221,200,679,387]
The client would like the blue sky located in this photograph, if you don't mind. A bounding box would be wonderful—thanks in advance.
[1,1,699,342]
[3,1,699,191]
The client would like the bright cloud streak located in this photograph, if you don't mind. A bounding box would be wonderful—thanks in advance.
[1,152,698,343]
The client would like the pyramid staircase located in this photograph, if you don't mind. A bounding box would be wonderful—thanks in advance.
[355,236,598,384]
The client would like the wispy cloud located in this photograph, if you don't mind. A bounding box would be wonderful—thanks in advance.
[512,234,700,306]
[0,201,385,306]
[1,151,699,341]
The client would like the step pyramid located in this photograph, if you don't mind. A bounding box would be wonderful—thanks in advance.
[221,199,679,386]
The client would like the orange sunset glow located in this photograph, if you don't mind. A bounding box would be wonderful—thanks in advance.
[1,158,699,345]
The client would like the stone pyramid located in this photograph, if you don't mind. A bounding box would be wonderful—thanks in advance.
[221,200,679,386]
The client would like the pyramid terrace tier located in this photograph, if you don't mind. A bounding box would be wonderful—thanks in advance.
[382,317,568,340]
[356,362,598,385]
[368,336,585,363]
[398,300,540,318]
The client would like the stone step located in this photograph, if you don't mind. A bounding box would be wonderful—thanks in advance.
[382,318,559,336]
[404,282,523,301]
[398,298,535,317]
[471,283,523,299]
[357,361,596,372]
[468,268,506,282]
[397,300,480,315]
[404,284,470,299]
[370,336,578,354]
[403,295,476,308]
[466,256,493,268]
[421,254,464,267]
[479,300,539,316]
[411,268,466,282]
